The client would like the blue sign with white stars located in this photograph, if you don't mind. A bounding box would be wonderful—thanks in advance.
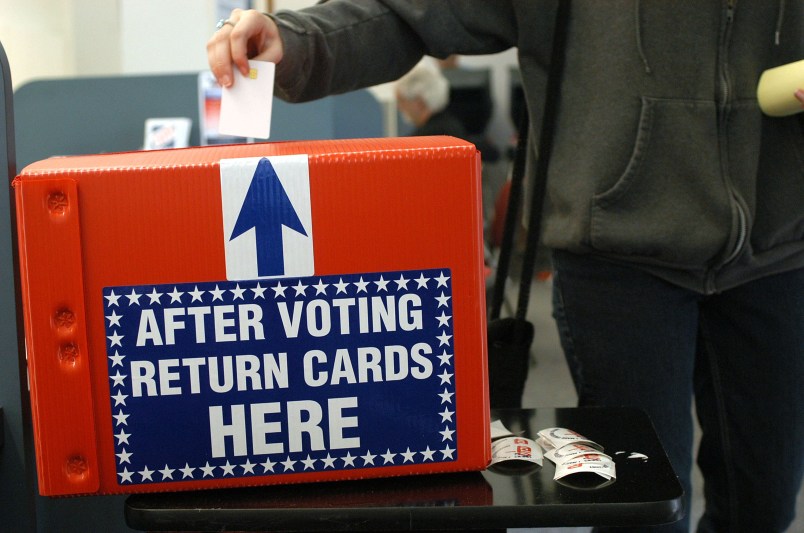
[103,269,457,485]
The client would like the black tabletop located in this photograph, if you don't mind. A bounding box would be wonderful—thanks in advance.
[125,407,684,531]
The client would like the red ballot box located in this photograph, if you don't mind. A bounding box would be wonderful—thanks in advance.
[13,136,490,496]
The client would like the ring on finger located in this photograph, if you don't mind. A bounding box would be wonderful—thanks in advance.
[215,18,234,30]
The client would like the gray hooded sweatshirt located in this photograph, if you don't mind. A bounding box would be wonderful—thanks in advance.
[271,0,803,295]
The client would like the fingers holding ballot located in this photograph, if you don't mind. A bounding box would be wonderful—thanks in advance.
[207,9,284,89]
[207,9,280,139]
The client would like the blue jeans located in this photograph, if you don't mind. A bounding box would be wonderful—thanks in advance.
[551,250,804,533]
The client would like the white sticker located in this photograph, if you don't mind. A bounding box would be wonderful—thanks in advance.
[220,155,313,280]
[554,453,616,481]
[537,427,603,452]
[490,436,543,467]
[545,442,611,464]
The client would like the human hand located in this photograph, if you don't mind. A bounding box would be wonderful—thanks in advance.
[796,89,804,108]
[206,9,284,88]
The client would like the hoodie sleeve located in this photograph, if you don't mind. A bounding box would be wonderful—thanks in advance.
[272,0,517,102]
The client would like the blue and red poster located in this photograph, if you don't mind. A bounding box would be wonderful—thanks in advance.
[14,137,489,496]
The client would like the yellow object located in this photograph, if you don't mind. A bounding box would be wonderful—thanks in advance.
[757,59,804,117]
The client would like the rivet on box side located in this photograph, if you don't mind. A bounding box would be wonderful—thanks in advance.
[47,190,69,217]
[53,308,76,331]
[57,342,80,367]
[65,455,89,482]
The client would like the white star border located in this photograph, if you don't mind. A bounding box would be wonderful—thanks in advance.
[103,268,458,484]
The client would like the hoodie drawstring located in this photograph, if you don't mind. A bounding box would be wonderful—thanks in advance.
[634,0,652,74]
[774,0,786,45]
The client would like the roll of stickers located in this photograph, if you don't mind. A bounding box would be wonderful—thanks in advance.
[537,427,615,483]
[757,59,804,117]
[536,427,603,452]
[554,453,616,482]
[491,437,543,467]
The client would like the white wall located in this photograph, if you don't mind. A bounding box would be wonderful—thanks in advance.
[120,0,221,74]
[0,0,77,88]
[0,0,232,88]
[73,0,121,77]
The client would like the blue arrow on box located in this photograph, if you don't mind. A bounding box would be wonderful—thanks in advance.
[230,158,308,277]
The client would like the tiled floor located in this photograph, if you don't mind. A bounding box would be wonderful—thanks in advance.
[506,279,803,533]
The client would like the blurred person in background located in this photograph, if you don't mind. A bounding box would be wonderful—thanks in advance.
[395,59,468,139]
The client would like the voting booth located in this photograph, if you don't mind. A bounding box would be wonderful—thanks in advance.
[14,136,490,496]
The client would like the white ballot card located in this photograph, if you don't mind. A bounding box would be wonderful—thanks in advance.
[219,60,275,139]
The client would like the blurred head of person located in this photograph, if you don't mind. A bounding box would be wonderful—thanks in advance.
[395,61,450,127]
